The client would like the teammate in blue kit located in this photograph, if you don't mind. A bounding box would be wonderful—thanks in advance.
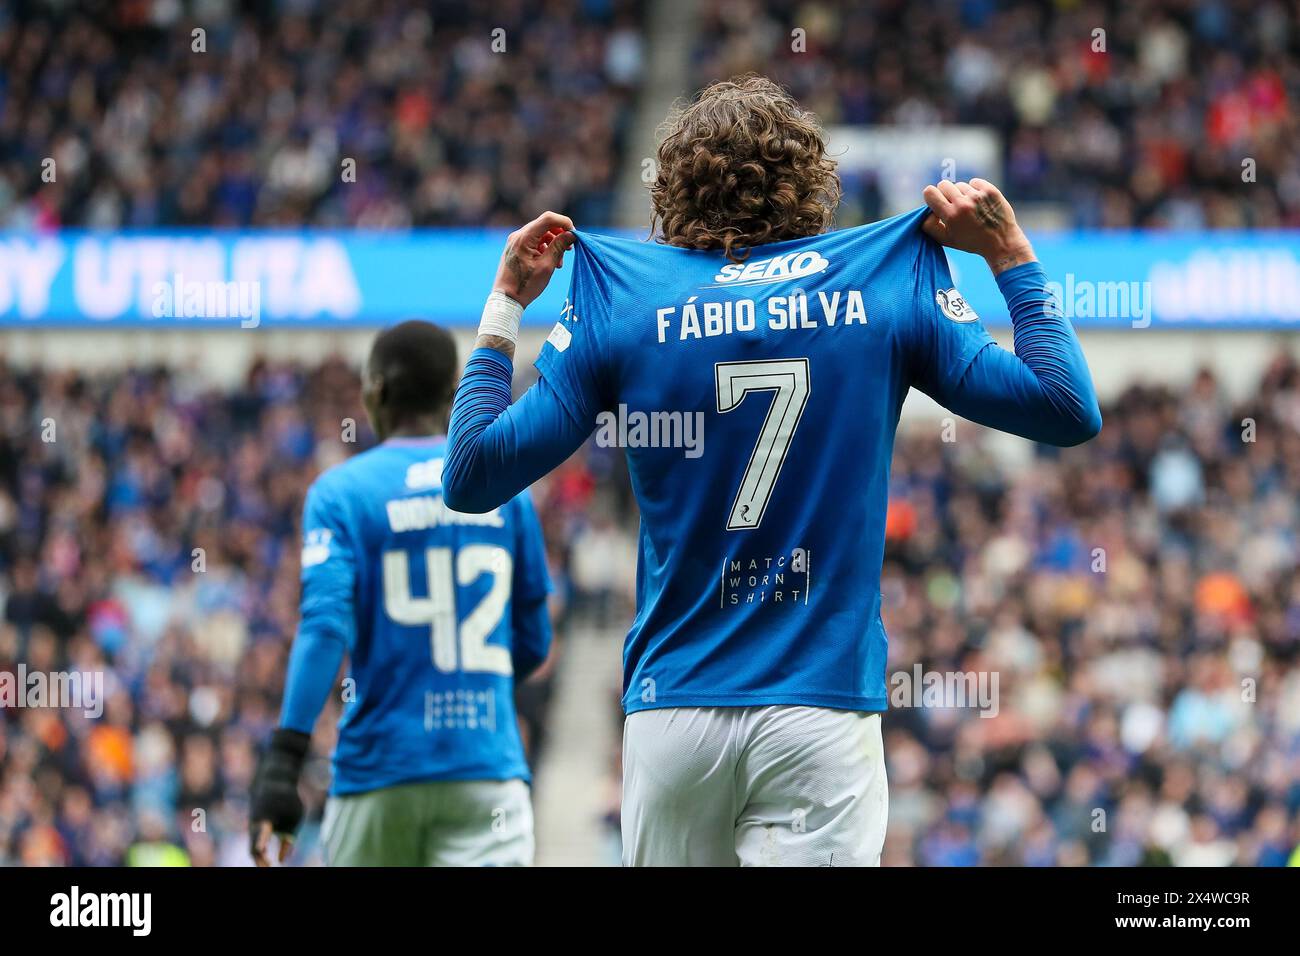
[250,320,552,867]
[443,76,1101,865]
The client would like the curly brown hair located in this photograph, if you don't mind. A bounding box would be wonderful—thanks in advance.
[650,75,841,263]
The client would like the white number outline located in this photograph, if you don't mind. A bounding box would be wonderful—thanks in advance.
[714,358,810,531]
[382,545,513,675]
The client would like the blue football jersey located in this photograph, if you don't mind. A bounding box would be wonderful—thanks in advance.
[298,438,550,794]
[535,207,995,714]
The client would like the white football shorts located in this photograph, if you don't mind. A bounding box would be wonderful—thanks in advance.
[621,705,887,866]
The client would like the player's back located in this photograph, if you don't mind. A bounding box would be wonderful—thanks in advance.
[304,438,548,793]
[538,207,988,713]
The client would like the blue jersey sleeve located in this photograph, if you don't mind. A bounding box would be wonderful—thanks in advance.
[444,354,591,513]
[279,478,355,733]
[905,232,999,395]
[533,234,614,427]
[509,491,552,680]
[906,234,1102,447]
[444,235,613,514]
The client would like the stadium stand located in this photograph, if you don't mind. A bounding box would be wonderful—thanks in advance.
[3,0,1296,231]
[690,0,1300,228]
[0,0,645,229]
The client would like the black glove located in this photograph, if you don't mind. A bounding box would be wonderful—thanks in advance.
[249,728,310,862]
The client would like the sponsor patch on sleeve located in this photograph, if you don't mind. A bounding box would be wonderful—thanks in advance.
[936,288,978,322]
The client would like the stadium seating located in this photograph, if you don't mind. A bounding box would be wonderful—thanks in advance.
[691,0,1300,228]
[0,1,645,229]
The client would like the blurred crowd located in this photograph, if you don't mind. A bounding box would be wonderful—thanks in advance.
[0,356,364,865]
[4,0,1297,233]
[2,349,1298,866]
[875,354,1300,866]
[694,0,1300,228]
[0,0,643,230]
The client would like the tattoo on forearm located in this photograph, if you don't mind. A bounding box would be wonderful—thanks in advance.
[988,246,1035,273]
[475,333,517,360]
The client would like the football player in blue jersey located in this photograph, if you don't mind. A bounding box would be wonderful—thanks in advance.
[250,320,552,866]
[444,75,1101,866]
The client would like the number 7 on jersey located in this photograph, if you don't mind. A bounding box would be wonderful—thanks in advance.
[714,358,810,531]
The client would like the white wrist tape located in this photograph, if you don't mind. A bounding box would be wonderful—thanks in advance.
[479,291,524,345]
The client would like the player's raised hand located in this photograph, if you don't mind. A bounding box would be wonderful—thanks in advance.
[921,179,1036,274]
[493,210,576,308]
